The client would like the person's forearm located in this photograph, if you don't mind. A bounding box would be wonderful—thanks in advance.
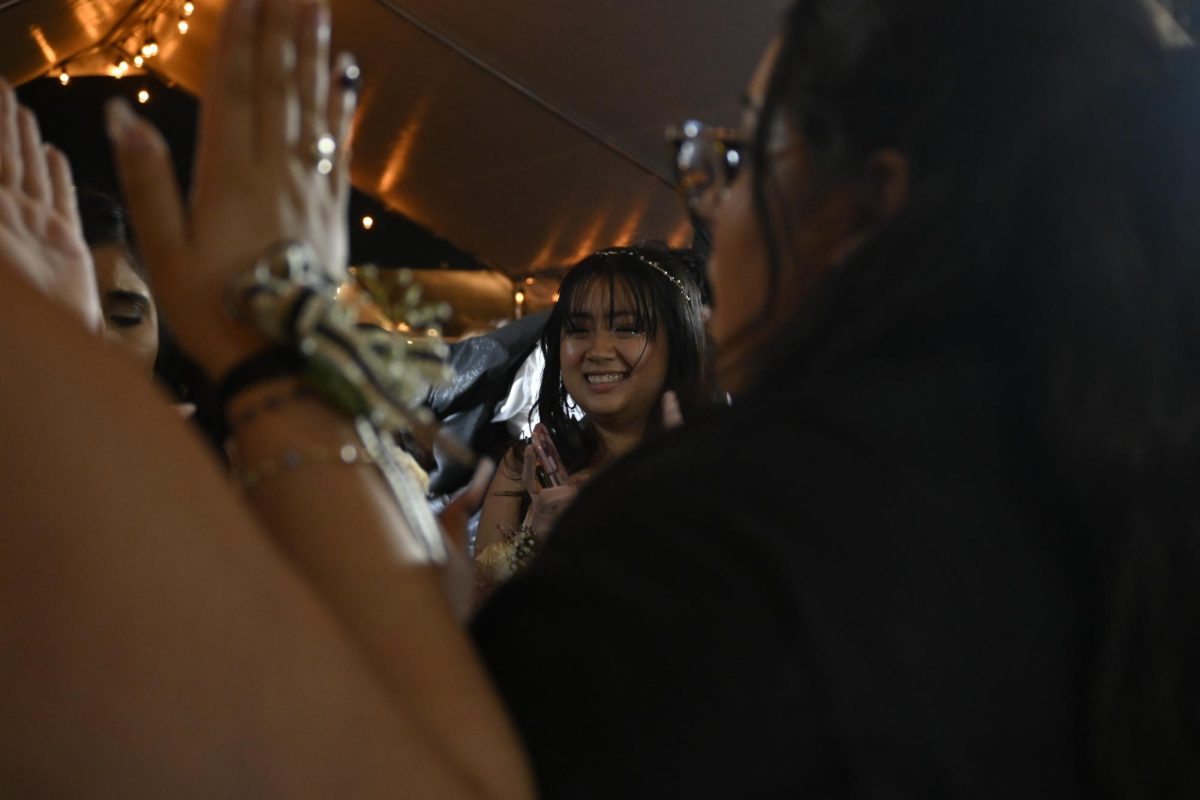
[227,378,534,800]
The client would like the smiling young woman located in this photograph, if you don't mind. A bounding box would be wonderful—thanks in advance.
[474,244,716,584]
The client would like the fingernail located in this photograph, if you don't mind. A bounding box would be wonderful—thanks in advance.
[105,99,150,151]
[104,98,134,142]
[309,2,330,43]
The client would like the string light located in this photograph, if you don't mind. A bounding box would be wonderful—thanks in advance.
[514,291,526,305]
[48,1,201,91]
[361,215,375,230]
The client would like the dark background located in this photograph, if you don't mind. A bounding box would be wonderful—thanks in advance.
[16,74,483,270]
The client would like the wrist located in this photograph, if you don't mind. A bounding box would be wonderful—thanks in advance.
[224,375,308,423]
[171,314,275,380]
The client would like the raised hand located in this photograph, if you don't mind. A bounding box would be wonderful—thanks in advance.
[661,389,684,429]
[108,0,358,378]
[0,80,100,332]
[520,426,591,539]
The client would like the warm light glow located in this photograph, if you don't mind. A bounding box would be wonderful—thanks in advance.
[58,69,70,86]
[133,54,145,68]
[141,39,159,59]
[361,215,375,230]
[177,19,189,34]
[514,291,526,305]
[137,88,151,104]
[552,291,560,303]
[118,59,129,73]
[182,1,195,16]
[524,277,535,285]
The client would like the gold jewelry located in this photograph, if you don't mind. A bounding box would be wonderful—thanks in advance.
[593,248,692,302]
[227,384,317,432]
[475,524,541,586]
[225,239,457,564]
[237,443,374,490]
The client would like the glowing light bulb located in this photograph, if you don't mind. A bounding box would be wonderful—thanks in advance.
[177,19,189,34]
[514,291,526,305]
[182,1,195,16]
[133,54,145,68]
[361,215,375,230]
[58,69,70,86]
[137,88,151,104]
[141,38,159,59]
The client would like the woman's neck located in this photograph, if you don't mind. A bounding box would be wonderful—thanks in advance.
[589,417,649,467]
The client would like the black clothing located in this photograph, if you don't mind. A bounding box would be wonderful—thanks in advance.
[472,351,1086,798]
[428,311,548,494]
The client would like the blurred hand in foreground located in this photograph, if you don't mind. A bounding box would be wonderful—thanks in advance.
[109,0,357,378]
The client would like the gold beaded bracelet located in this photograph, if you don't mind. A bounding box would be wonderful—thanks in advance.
[227,384,318,433]
[475,524,541,585]
[236,443,375,490]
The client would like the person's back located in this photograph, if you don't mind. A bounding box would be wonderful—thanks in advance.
[475,1,1200,796]
[474,323,1091,796]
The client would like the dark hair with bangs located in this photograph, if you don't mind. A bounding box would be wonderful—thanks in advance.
[745,0,1198,795]
[534,242,715,473]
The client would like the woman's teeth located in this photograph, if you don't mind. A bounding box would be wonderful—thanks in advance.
[586,373,627,384]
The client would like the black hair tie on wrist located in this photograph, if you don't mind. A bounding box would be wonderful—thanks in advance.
[216,346,305,416]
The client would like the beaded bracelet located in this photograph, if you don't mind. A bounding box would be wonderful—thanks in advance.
[227,384,318,433]
[237,443,375,490]
[223,240,455,563]
[503,525,541,573]
[475,524,542,585]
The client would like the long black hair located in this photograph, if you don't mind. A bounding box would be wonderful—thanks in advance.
[535,242,715,473]
[748,0,1196,795]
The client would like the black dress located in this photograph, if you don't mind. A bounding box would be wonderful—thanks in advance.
[472,346,1088,798]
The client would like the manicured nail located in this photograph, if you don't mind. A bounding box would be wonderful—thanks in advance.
[306,2,330,44]
[104,98,133,141]
[104,99,150,151]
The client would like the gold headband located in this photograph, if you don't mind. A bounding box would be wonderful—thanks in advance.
[594,249,692,303]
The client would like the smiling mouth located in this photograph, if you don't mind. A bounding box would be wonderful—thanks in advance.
[585,372,628,385]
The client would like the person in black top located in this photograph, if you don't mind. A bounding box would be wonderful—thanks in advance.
[472,1,1200,797]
